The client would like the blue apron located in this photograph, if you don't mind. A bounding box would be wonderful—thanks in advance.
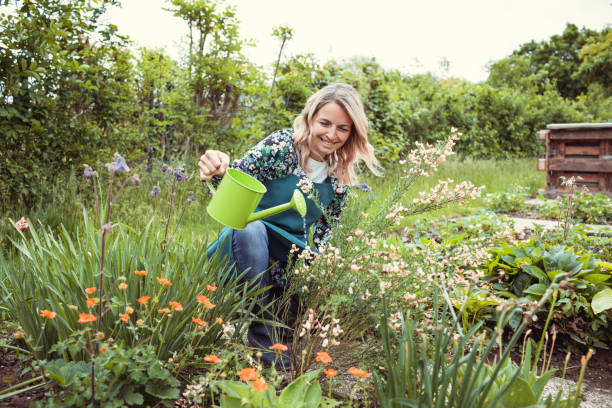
[206,174,334,269]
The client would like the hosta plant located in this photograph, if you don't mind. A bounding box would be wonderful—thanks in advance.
[484,239,612,347]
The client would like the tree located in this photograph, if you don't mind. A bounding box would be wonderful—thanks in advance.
[0,0,134,210]
[165,0,260,152]
[487,23,603,99]
[269,25,293,94]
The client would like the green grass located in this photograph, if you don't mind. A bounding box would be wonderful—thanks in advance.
[358,158,544,223]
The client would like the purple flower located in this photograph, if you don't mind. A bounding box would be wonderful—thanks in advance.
[161,163,169,173]
[112,154,130,173]
[83,164,94,178]
[354,183,372,192]
[187,191,196,203]
[172,167,185,182]
[151,185,160,196]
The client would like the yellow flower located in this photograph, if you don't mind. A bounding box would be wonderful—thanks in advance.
[118,283,128,290]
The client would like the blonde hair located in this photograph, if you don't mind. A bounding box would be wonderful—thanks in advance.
[293,83,381,186]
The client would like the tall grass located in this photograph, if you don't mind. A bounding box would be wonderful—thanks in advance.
[359,158,544,222]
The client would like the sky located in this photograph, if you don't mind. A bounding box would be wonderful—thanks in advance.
[102,0,611,83]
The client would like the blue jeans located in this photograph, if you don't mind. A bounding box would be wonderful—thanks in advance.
[232,221,290,369]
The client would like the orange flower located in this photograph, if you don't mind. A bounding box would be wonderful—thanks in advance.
[40,309,57,319]
[168,301,183,311]
[251,378,267,392]
[125,306,134,314]
[134,270,148,276]
[315,351,332,364]
[196,295,215,309]
[156,277,172,286]
[238,367,258,382]
[158,308,171,314]
[206,284,217,292]
[137,296,150,304]
[204,355,222,363]
[78,313,97,324]
[215,317,223,324]
[119,313,129,323]
[269,343,288,351]
[118,283,128,290]
[348,367,371,378]
[324,368,338,378]
[84,287,96,295]
[86,298,98,307]
[191,316,207,326]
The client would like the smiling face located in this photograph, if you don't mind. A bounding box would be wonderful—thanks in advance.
[308,102,353,162]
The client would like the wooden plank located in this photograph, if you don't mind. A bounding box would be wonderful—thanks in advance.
[550,171,602,183]
[537,158,546,171]
[564,145,601,156]
[547,123,612,131]
[548,158,612,172]
[549,129,612,140]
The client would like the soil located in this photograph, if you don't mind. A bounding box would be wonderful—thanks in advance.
[0,336,52,407]
[507,340,612,390]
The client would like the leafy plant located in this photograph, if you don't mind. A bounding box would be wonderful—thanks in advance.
[373,288,584,408]
[484,239,612,347]
[33,342,179,407]
[213,369,337,408]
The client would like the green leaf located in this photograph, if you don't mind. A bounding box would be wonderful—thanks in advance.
[582,273,611,285]
[124,392,144,405]
[591,289,612,315]
[501,376,537,407]
[279,370,320,405]
[523,283,547,297]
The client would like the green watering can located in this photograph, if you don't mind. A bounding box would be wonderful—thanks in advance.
[205,168,307,230]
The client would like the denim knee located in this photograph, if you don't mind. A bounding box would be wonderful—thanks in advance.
[232,221,269,283]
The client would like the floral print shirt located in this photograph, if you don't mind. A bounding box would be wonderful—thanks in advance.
[213,129,350,249]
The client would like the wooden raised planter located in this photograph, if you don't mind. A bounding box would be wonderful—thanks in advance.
[537,123,612,193]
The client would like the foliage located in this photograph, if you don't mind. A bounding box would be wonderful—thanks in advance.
[0,0,134,210]
[33,342,179,407]
[483,186,530,213]
[488,23,610,100]
[536,192,612,225]
[373,291,582,408]
[0,207,260,363]
[213,369,338,408]
[484,239,612,347]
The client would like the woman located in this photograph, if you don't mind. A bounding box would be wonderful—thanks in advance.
[198,83,380,369]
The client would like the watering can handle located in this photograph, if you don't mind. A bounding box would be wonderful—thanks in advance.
[204,180,216,195]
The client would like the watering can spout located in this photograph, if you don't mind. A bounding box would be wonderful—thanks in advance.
[246,189,307,223]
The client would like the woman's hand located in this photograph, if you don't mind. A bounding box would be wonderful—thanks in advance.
[198,150,230,181]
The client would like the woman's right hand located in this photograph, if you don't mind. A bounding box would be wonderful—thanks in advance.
[198,150,230,181]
